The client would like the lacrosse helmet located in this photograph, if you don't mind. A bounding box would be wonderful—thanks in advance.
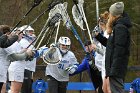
[58,36,71,54]
[19,25,34,32]
[19,25,36,41]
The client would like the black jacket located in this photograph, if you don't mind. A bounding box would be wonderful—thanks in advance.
[0,32,18,48]
[96,12,132,79]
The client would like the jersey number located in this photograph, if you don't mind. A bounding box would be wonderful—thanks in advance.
[58,64,64,69]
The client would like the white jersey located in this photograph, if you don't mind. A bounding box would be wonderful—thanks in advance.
[93,30,109,79]
[94,42,104,72]
[101,31,109,79]
[5,41,26,73]
[45,51,78,81]
[0,48,10,82]
[19,38,36,72]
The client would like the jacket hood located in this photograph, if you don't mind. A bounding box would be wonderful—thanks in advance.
[114,12,132,28]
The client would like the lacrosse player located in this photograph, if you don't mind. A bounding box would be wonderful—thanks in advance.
[92,11,110,93]
[5,30,26,93]
[0,25,20,91]
[44,36,79,93]
[18,25,37,93]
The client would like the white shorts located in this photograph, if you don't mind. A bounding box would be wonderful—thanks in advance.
[8,70,24,82]
[8,61,25,82]
[0,65,9,83]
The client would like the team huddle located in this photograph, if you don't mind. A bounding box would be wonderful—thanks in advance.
[0,1,132,93]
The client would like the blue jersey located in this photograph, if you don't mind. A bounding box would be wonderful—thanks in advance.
[131,78,140,93]
[72,51,95,75]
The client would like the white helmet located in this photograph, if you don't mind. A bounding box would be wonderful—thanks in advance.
[58,37,71,54]
[19,25,36,41]
[58,36,71,45]
[18,25,34,31]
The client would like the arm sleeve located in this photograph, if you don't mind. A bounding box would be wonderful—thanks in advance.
[1,35,18,48]
[70,53,79,65]
[34,46,49,58]
[7,52,28,62]
[95,33,108,47]
[0,35,8,47]
[7,46,49,62]
[71,58,88,75]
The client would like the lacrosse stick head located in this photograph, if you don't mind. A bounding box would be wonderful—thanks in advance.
[33,0,43,7]
[72,5,85,30]
[43,47,62,65]
[48,2,71,29]
[48,13,62,27]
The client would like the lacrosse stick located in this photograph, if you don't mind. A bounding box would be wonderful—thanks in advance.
[72,1,85,30]
[33,1,62,48]
[44,27,56,46]
[19,6,55,35]
[11,0,43,32]
[41,20,61,65]
[36,27,50,49]
[72,0,93,44]
[96,0,99,24]
[33,18,50,48]
[65,3,86,52]
[54,20,61,44]
[20,0,62,49]
[42,46,62,65]
[57,2,86,52]
[35,3,64,48]
[35,13,62,49]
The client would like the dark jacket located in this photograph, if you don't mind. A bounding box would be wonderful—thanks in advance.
[0,32,18,48]
[96,12,132,79]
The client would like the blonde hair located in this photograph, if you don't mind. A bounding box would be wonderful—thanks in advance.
[99,11,109,24]
[106,14,121,34]
[98,11,109,32]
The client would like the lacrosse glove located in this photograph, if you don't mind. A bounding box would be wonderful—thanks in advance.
[65,65,78,74]
[25,49,35,61]
[50,43,57,47]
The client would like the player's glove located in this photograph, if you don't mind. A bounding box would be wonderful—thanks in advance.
[65,65,78,74]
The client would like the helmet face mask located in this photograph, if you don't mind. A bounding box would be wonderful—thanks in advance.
[58,37,71,53]
[18,25,34,35]
[19,25,36,41]
[59,44,70,53]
